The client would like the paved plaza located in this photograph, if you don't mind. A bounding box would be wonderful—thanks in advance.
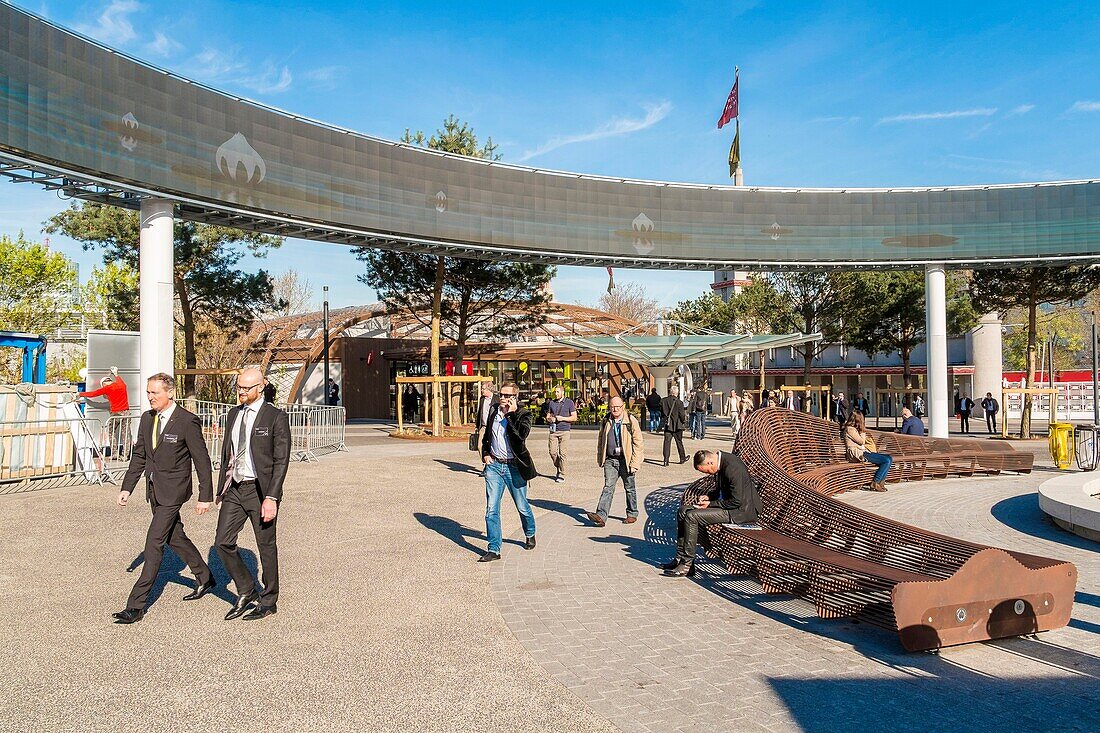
[1,423,1097,733]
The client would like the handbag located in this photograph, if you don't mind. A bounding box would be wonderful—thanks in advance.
[865,434,877,453]
[468,431,479,452]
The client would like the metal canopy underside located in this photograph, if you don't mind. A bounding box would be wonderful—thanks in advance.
[2,3,1100,271]
[552,332,822,366]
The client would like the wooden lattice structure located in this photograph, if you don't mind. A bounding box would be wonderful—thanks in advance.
[682,408,1075,651]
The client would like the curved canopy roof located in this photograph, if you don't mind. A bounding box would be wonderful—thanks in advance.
[1,3,1098,269]
[554,322,821,367]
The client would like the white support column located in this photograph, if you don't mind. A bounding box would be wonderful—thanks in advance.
[925,263,949,438]
[139,198,175,408]
[650,366,676,397]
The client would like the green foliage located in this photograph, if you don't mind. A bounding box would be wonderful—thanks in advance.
[664,292,736,331]
[1003,307,1088,371]
[45,202,286,394]
[83,261,140,331]
[0,232,78,333]
[358,117,552,362]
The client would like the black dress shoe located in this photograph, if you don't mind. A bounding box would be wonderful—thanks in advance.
[662,461,670,467]
[224,591,259,620]
[182,579,215,601]
[113,608,145,624]
[660,558,682,570]
[524,535,536,550]
[242,604,277,621]
[662,560,695,577]
[478,551,501,563]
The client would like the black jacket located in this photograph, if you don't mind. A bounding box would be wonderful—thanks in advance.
[645,392,662,413]
[708,452,761,524]
[480,405,537,481]
[660,395,688,432]
[217,401,292,501]
[121,405,213,505]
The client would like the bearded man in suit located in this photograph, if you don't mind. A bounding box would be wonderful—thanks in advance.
[215,367,291,621]
[113,373,214,624]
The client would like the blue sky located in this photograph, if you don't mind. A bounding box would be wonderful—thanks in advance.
[2,0,1100,311]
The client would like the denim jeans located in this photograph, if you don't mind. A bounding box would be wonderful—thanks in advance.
[596,456,638,521]
[864,450,893,484]
[484,460,535,553]
[648,413,660,432]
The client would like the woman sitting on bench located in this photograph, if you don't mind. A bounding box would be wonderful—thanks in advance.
[843,410,893,492]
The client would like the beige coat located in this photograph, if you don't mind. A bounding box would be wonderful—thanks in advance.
[597,413,644,473]
[844,425,868,462]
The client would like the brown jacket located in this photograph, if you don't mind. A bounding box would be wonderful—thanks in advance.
[597,413,644,473]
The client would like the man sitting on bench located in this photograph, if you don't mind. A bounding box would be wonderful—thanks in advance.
[663,450,762,578]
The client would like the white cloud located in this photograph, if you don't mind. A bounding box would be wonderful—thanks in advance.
[145,31,182,57]
[74,0,142,46]
[189,48,293,94]
[811,115,860,124]
[303,66,346,90]
[877,108,997,124]
[1069,100,1100,113]
[1005,104,1034,117]
[519,102,673,162]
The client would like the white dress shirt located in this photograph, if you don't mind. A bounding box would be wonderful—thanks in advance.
[489,409,514,459]
[231,399,264,481]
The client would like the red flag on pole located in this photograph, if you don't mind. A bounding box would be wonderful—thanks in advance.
[717,67,739,129]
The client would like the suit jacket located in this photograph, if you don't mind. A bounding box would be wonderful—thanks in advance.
[121,405,213,505]
[480,405,537,481]
[217,401,292,501]
[660,395,687,432]
[708,452,761,524]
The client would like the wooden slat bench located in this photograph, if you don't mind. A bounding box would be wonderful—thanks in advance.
[680,409,1074,651]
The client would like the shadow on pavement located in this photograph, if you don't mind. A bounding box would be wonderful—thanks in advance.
[133,547,258,607]
[413,512,523,555]
[434,459,482,475]
[529,498,588,525]
[989,493,1099,551]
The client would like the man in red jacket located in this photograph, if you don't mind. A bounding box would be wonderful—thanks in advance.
[78,373,130,413]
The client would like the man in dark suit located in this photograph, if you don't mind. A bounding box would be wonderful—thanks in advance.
[113,373,214,624]
[478,382,536,562]
[215,367,291,621]
[663,449,762,577]
[660,385,688,466]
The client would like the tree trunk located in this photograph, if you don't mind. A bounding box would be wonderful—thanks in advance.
[802,349,813,412]
[429,257,445,436]
[902,347,912,409]
[1022,293,1038,438]
[758,351,766,394]
[176,277,197,398]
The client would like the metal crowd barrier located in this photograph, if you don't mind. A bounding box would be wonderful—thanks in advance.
[1,399,346,493]
[0,414,112,494]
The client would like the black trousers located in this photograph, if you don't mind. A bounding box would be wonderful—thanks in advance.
[986,411,997,433]
[663,430,687,463]
[675,506,733,560]
[127,497,211,610]
[960,412,971,433]
[215,481,280,607]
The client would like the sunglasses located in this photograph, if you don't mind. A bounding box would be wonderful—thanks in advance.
[236,383,262,392]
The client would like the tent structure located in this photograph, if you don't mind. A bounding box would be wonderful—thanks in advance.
[553,320,822,396]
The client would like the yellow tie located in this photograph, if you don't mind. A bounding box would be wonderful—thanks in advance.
[152,412,160,450]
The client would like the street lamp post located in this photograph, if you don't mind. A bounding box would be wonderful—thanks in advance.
[323,286,330,405]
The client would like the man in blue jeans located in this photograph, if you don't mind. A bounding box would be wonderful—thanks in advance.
[478,382,537,562]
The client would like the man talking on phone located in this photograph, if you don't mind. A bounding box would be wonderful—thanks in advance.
[662,449,762,577]
[478,382,537,562]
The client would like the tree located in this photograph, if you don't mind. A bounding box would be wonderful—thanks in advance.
[0,232,78,334]
[45,202,285,397]
[731,273,849,386]
[664,292,736,331]
[83,261,140,331]
[356,116,553,433]
[597,282,661,322]
[842,270,976,399]
[1003,307,1087,372]
[970,265,1100,437]
[262,270,315,319]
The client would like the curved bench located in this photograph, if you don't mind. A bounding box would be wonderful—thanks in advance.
[759,409,1031,496]
[682,409,1074,651]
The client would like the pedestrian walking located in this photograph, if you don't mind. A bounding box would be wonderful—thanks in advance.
[660,385,688,466]
[645,387,662,433]
[111,373,214,625]
[981,392,999,434]
[959,393,974,433]
[545,385,577,483]
[586,397,644,527]
[478,383,537,562]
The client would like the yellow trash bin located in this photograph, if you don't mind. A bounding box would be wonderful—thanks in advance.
[1048,422,1075,470]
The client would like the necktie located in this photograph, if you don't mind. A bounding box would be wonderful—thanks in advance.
[152,412,160,450]
[234,408,249,480]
